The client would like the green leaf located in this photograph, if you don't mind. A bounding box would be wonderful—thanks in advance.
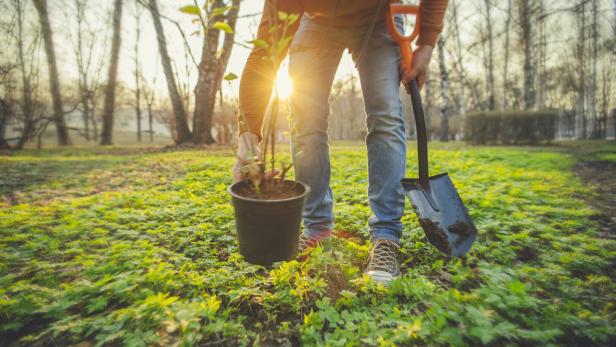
[213,21,233,34]
[277,11,288,20]
[224,72,238,81]
[179,5,201,15]
[211,5,231,17]
[250,39,269,50]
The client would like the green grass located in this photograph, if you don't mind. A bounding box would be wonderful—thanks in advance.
[1,142,615,346]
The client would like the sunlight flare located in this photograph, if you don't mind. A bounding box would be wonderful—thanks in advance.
[275,68,293,99]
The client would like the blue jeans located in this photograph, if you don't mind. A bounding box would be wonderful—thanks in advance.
[289,16,406,244]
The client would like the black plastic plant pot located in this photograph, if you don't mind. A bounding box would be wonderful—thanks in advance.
[227,180,310,266]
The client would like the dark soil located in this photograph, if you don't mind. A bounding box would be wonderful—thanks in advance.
[573,159,616,239]
[419,218,452,255]
[233,180,304,200]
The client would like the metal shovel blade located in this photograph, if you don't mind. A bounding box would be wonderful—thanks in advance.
[402,173,477,257]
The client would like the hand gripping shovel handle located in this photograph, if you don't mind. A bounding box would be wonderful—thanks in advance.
[386,4,429,188]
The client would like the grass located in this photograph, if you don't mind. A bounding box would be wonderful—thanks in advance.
[1,142,615,346]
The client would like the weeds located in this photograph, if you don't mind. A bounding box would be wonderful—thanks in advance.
[1,143,615,345]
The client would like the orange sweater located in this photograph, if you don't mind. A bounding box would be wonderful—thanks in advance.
[238,0,448,138]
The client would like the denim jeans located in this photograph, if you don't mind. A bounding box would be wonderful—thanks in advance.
[289,16,406,244]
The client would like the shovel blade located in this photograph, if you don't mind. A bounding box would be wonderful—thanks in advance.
[402,173,477,257]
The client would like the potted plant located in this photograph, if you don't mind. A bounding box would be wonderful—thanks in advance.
[228,11,309,266]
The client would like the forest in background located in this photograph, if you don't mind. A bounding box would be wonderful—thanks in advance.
[0,0,615,150]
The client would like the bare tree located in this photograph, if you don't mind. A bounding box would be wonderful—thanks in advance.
[518,0,536,110]
[450,0,466,118]
[588,0,599,138]
[146,0,191,144]
[67,0,108,142]
[15,0,35,149]
[502,0,512,110]
[33,0,71,145]
[192,0,241,144]
[141,70,157,142]
[100,0,123,145]
[575,0,587,139]
[438,36,450,141]
[133,0,143,142]
[536,0,547,109]
[482,0,495,110]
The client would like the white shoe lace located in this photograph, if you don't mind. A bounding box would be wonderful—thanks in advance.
[367,240,399,273]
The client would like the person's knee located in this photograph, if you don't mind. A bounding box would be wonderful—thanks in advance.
[366,110,405,139]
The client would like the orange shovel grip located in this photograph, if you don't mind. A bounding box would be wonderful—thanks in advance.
[386,4,420,74]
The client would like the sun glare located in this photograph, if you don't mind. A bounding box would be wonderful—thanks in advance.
[275,68,293,99]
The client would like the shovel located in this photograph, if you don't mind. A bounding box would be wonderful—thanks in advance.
[387,4,477,257]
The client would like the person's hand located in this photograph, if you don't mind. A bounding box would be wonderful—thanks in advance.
[233,132,260,183]
[402,45,434,93]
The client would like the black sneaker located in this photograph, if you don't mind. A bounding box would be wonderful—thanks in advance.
[365,240,401,285]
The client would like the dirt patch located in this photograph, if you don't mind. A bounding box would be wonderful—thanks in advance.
[574,159,616,239]
[419,218,452,255]
[448,220,475,245]
[233,180,304,200]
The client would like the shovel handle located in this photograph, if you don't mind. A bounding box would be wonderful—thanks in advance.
[387,4,429,188]
[409,80,429,187]
[386,4,420,75]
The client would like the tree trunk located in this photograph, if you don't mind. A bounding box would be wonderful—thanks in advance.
[100,0,123,145]
[80,95,90,141]
[15,0,35,150]
[134,3,142,142]
[576,0,587,139]
[33,0,71,146]
[519,0,535,110]
[483,0,495,110]
[0,99,10,149]
[148,101,153,142]
[588,0,598,138]
[192,0,240,144]
[424,78,433,141]
[502,0,512,110]
[536,0,547,109]
[438,36,449,142]
[451,0,466,119]
[147,0,191,144]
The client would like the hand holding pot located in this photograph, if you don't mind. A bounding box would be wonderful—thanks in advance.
[233,132,260,183]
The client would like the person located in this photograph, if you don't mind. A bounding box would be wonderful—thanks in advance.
[233,0,447,285]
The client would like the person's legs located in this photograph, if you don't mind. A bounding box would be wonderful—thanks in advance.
[352,18,407,245]
[289,17,345,240]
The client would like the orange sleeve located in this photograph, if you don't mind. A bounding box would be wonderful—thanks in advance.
[417,0,448,47]
[238,0,303,140]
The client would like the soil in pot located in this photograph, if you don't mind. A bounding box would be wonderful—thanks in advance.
[233,180,304,200]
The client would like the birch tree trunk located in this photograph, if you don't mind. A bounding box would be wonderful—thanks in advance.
[424,77,433,141]
[451,0,466,118]
[519,0,535,110]
[438,36,449,142]
[502,0,512,110]
[192,0,240,144]
[15,0,35,149]
[576,0,587,139]
[33,0,71,146]
[588,0,598,138]
[100,0,123,145]
[147,0,191,143]
[537,0,547,109]
[134,3,142,142]
[483,0,495,110]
